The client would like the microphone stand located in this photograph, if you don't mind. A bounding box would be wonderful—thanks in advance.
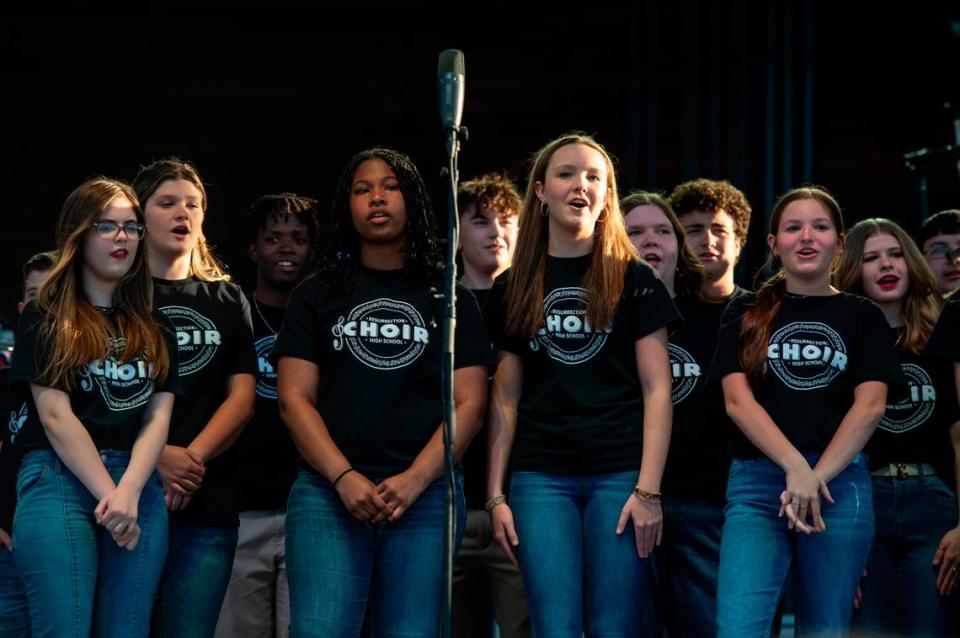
[439,123,467,638]
[903,144,956,224]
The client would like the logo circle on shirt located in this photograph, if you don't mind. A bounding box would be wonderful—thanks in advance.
[669,343,701,405]
[78,339,156,411]
[331,298,429,370]
[531,287,609,365]
[879,362,935,433]
[255,335,277,400]
[160,305,221,376]
[766,322,848,391]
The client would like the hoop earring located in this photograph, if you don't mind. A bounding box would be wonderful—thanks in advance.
[540,201,549,217]
[597,207,608,222]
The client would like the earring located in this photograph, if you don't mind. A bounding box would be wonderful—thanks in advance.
[540,201,549,217]
[597,207,608,222]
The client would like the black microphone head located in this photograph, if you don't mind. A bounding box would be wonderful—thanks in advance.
[438,49,465,131]
[438,49,464,76]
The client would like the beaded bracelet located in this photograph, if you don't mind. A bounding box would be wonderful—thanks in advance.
[484,494,507,511]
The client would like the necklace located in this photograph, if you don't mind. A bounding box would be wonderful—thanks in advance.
[252,296,279,336]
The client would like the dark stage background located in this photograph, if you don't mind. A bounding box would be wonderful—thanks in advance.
[2,2,959,335]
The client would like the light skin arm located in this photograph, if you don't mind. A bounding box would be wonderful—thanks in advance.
[812,381,887,483]
[931,358,960,595]
[277,356,389,522]
[159,372,255,509]
[187,372,255,461]
[722,372,829,533]
[31,384,115,501]
[486,351,523,566]
[376,365,488,522]
[932,421,960,595]
[616,328,673,558]
[95,391,174,549]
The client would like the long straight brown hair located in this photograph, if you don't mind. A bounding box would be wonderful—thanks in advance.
[506,133,637,337]
[835,218,942,354]
[133,157,230,282]
[739,186,845,386]
[37,178,169,389]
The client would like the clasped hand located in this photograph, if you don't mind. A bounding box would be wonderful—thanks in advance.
[335,469,428,524]
[158,445,205,511]
[94,482,141,550]
[780,464,833,534]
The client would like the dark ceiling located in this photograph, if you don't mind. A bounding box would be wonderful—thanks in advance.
[2,2,958,322]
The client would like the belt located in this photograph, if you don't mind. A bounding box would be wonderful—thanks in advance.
[869,463,938,479]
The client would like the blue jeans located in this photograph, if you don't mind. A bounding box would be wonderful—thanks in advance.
[286,467,464,638]
[852,474,959,637]
[655,495,723,638]
[509,470,658,638]
[153,519,239,638]
[0,546,29,638]
[717,453,873,638]
[13,448,168,638]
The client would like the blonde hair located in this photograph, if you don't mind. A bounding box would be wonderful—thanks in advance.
[133,157,230,282]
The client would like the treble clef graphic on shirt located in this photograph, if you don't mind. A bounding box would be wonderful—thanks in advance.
[8,403,27,444]
[78,367,93,392]
[332,316,346,351]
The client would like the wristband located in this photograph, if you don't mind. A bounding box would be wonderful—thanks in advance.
[632,486,662,502]
[331,467,355,488]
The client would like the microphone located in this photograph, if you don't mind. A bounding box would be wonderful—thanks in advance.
[438,49,465,131]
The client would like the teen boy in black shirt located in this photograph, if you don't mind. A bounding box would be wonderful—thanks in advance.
[452,173,530,638]
[215,193,318,638]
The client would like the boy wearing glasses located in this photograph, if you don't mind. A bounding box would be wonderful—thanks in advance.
[917,209,960,296]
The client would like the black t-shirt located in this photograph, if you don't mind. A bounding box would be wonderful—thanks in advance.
[712,291,902,459]
[0,368,27,532]
[273,267,493,478]
[461,286,494,510]
[663,290,745,503]
[221,295,298,511]
[866,323,959,475]
[487,256,680,475]
[154,277,257,526]
[926,297,960,361]
[9,303,181,452]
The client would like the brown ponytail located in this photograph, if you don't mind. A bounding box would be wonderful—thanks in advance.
[738,271,786,386]
[738,186,844,386]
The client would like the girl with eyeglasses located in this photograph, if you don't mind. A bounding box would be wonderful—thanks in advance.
[712,187,901,637]
[836,218,960,637]
[10,177,179,636]
[134,158,258,637]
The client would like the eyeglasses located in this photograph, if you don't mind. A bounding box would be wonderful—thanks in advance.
[92,221,145,240]
[923,245,960,262]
